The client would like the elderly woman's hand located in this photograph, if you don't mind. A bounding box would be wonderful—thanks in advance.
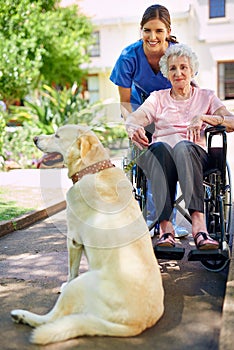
[187,115,203,142]
[125,123,149,149]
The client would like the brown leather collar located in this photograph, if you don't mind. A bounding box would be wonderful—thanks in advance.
[71,159,115,184]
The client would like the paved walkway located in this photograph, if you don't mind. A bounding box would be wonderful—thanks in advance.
[0,158,233,349]
[0,209,230,350]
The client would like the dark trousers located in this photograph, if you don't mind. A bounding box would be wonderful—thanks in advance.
[137,141,212,223]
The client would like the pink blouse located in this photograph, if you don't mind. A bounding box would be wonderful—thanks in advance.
[138,87,224,148]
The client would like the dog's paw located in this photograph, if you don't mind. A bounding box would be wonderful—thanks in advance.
[11,310,27,324]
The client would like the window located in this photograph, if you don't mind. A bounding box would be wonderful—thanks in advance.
[80,76,99,103]
[82,75,99,103]
[209,0,225,18]
[88,31,100,57]
[218,62,234,100]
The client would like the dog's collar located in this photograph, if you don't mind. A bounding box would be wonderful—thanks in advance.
[71,159,115,184]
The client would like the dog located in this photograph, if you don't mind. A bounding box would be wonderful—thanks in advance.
[11,124,164,345]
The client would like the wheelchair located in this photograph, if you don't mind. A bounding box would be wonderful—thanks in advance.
[123,125,233,272]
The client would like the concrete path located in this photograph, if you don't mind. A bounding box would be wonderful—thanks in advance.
[0,209,231,350]
[0,151,234,349]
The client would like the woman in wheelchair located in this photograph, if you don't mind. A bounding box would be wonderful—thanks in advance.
[125,43,234,250]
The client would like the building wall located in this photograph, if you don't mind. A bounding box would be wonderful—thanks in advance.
[61,0,234,115]
[188,0,234,92]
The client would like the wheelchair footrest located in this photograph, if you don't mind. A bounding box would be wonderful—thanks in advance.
[188,249,229,261]
[154,246,185,260]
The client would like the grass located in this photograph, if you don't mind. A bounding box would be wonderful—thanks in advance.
[0,188,34,222]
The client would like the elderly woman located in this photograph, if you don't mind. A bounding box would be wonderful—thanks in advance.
[125,43,234,249]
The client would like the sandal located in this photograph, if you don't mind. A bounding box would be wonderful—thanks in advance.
[156,233,176,247]
[193,232,219,250]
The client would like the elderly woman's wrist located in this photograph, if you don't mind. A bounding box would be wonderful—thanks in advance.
[202,114,224,125]
[218,115,224,125]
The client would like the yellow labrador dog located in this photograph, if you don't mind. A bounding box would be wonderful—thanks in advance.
[11,124,164,345]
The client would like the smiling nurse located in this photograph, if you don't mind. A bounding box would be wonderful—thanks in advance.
[110,4,189,237]
[110,4,178,118]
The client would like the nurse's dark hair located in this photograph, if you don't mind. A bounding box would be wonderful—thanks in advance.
[140,4,178,43]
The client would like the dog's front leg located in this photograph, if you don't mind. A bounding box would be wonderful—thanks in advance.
[60,238,83,293]
[67,237,83,282]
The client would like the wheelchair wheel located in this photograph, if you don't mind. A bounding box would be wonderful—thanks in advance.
[200,254,230,272]
[201,162,232,272]
[224,162,232,246]
[123,143,148,217]
[124,146,159,235]
[133,166,160,234]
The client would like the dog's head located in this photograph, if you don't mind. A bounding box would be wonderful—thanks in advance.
[34,124,109,177]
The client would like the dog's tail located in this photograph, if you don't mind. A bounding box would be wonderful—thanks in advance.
[30,314,141,345]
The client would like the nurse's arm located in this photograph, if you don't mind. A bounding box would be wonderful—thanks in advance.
[118,86,132,120]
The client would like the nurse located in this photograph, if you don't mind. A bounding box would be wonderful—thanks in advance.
[110,4,188,237]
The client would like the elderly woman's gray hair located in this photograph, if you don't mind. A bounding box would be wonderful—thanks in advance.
[159,43,199,78]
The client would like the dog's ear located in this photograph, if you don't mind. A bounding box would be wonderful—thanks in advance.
[79,134,104,163]
[79,135,99,159]
[67,133,108,177]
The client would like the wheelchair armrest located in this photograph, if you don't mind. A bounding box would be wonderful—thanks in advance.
[205,125,227,183]
[205,125,227,156]
[205,125,226,136]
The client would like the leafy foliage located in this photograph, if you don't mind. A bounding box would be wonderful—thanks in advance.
[0,0,93,104]
[2,123,42,168]
[0,109,6,158]
[6,83,105,133]
[2,84,128,168]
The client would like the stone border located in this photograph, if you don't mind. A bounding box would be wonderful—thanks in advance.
[0,201,66,238]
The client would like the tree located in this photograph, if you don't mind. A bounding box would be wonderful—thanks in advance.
[0,0,93,105]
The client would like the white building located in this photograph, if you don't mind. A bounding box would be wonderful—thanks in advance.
[61,0,234,115]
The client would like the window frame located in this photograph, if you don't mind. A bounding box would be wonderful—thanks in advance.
[209,0,226,19]
[217,61,234,100]
[89,31,100,57]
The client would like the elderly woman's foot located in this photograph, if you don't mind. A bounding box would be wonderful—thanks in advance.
[193,232,219,250]
[156,233,176,247]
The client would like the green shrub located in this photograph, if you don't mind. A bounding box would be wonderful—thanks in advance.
[2,123,42,168]
[0,111,6,157]
[2,84,128,169]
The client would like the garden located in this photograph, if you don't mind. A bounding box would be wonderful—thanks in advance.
[0,0,128,221]
[0,0,127,172]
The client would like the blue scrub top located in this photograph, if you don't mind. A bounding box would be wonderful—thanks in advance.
[110,40,172,110]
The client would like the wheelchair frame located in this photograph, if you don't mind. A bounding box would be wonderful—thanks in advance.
[124,126,233,272]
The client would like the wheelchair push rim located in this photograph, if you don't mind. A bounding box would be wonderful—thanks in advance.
[201,162,232,272]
